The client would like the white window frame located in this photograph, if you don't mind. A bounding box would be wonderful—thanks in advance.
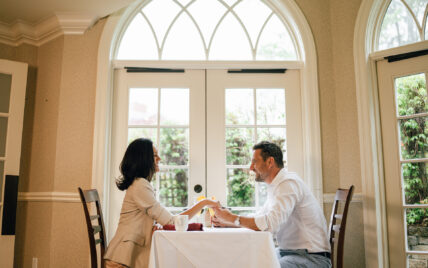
[92,0,323,240]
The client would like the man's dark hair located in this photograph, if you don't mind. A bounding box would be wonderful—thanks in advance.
[253,141,284,168]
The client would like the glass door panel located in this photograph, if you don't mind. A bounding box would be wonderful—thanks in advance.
[206,69,302,212]
[109,69,205,239]
[378,54,428,267]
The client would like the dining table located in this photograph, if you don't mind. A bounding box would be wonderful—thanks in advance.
[148,227,280,268]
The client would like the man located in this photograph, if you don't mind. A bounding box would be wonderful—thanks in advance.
[213,141,331,268]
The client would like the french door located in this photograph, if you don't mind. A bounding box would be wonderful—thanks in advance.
[377,54,428,267]
[109,68,302,237]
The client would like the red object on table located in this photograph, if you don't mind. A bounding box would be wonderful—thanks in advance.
[163,223,203,231]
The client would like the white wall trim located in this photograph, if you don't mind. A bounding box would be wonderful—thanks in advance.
[92,0,323,239]
[323,193,363,203]
[0,13,98,47]
[17,192,80,202]
[370,40,428,61]
[354,0,392,267]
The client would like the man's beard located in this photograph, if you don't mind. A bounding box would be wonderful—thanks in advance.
[255,173,264,182]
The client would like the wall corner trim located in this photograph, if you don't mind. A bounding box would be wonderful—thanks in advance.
[0,13,98,47]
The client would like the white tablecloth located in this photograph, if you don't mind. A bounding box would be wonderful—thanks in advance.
[148,227,280,268]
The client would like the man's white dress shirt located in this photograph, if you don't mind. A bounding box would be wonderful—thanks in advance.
[254,169,330,253]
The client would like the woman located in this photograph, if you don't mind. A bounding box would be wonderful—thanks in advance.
[104,138,218,268]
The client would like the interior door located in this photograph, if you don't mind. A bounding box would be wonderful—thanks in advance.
[377,54,428,267]
[0,59,27,268]
[109,69,205,239]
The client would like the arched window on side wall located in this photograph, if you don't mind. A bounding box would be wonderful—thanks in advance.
[378,0,428,50]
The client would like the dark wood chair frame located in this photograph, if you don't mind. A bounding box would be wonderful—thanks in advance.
[328,185,354,268]
[78,187,107,268]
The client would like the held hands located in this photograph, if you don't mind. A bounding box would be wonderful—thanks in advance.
[212,207,237,227]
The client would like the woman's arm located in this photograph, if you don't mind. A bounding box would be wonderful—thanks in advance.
[180,199,220,220]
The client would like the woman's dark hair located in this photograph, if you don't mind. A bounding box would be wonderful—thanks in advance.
[253,141,284,168]
[116,138,156,191]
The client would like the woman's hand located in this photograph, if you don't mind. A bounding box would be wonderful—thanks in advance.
[203,199,221,208]
[152,223,163,234]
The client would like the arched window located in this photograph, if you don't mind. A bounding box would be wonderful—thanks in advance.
[116,0,298,60]
[378,0,428,50]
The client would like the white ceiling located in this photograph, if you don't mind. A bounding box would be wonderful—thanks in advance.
[0,0,135,24]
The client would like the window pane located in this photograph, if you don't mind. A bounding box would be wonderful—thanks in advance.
[404,0,428,26]
[426,14,428,39]
[162,12,206,60]
[0,117,7,157]
[379,0,420,50]
[234,0,271,47]
[257,128,286,152]
[128,88,158,125]
[395,74,427,116]
[226,89,254,125]
[160,88,189,125]
[399,117,428,160]
[407,208,428,252]
[226,128,254,165]
[256,88,286,125]
[0,73,12,113]
[128,128,157,144]
[142,0,181,43]
[227,168,255,207]
[407,254,428,268]
[402,162,428,205]
[117,13,158,60]
[159,128,189,165]
[188,0,227,45]
[209,13,253,60]
[256,14,297,60]
[158,168,188,207]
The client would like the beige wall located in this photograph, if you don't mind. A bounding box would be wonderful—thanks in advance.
[1,0,368,266]
[0,20,105,267]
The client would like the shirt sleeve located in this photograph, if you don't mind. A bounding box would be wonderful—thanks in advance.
[132,181,174,226]
[254,180,302,233]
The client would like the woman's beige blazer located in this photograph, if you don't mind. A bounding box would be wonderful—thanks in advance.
[104,178,173,267]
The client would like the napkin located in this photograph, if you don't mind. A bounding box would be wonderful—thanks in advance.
[163,223,203,231]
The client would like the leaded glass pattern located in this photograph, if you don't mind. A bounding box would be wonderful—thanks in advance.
[117,0,297,60]
[378,0,428,50]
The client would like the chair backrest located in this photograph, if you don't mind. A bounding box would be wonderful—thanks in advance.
[78,187,107,268]
[328,185,354,268]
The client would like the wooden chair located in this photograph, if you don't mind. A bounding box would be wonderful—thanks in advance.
[328,185,354,268]
[78,187,107,268]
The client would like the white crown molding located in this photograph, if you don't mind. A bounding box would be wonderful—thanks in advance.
[17,191,80,202]
[323,193,362,203]
[0,13,98,47]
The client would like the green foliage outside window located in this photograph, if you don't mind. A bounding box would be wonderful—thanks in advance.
[397,74,428,225]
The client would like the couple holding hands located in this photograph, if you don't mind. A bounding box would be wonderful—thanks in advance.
[104,138,331,268]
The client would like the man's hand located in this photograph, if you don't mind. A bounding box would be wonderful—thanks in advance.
[213,207,236,225]
[212,215,235,228]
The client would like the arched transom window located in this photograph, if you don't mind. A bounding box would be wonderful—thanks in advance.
[116,0,298,60]
[378,0,428,50]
